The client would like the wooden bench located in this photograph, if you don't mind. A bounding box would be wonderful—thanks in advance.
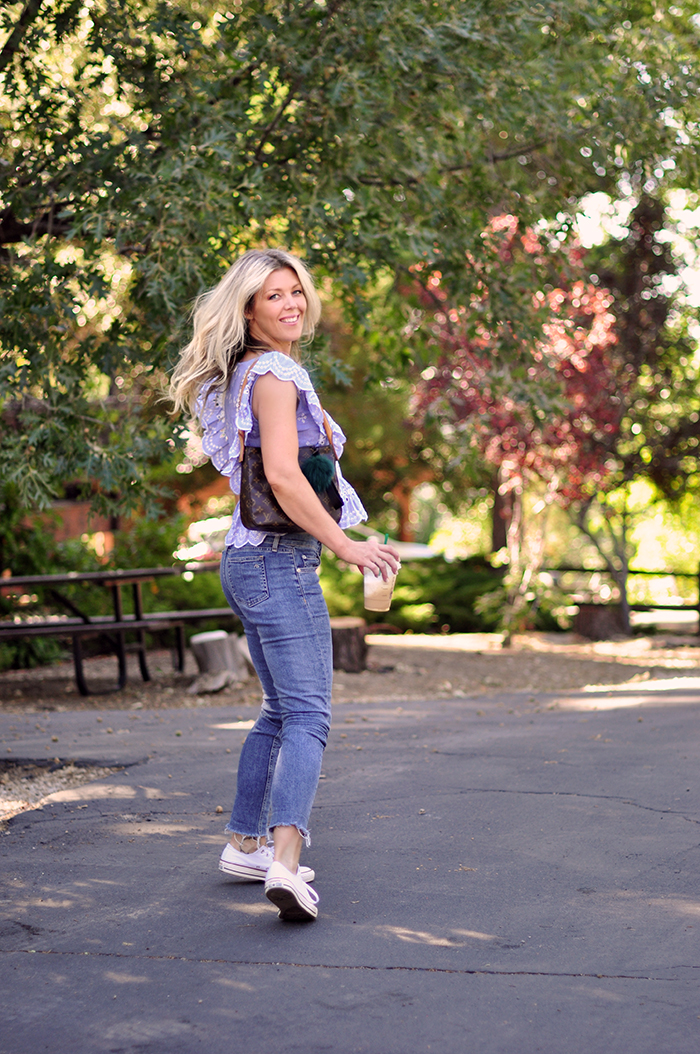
[0,566,239,696]
[1,566,376,693]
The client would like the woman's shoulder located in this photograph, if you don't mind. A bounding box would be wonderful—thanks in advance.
[245,351,313,390]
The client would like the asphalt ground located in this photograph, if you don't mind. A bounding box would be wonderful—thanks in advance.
[1,677,700,1054]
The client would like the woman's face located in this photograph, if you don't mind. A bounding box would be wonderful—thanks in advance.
[247,267,307,352]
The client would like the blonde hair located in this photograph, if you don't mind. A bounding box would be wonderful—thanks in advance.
[169,248,321,420]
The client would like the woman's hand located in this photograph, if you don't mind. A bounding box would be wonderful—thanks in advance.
[336,535,401,580]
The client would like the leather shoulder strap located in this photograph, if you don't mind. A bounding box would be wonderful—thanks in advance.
[320,410,336,458]
[236,360,258,463]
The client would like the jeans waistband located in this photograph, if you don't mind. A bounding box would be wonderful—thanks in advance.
[256,532,319,552]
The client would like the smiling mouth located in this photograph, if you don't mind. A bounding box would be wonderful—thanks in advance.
[280,315,301,324]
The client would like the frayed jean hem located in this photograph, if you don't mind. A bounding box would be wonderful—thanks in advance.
[224,822,311,847]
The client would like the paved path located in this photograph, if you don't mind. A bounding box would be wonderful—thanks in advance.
[1,678,699,1053]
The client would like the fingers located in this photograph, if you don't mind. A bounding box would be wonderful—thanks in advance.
[377,545,400,574]
[364,559,384,579]
[360,552,388,579]
[373,555,399,581]
[351,539,401,578]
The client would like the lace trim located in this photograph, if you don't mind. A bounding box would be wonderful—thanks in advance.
[199,383,237,477]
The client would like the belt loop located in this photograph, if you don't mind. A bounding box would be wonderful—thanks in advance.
[271,534,281,551]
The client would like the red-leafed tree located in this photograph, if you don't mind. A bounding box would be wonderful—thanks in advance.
[413,199,700,635]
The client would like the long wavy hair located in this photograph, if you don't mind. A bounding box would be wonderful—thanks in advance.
[169,248,321,421]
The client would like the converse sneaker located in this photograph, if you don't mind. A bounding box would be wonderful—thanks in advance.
[264,861,320,921]
[219,842,315,883]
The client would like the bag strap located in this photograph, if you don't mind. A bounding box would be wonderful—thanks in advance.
[319,409,336,457]
[237,360,258,463]
[236,358,337,463]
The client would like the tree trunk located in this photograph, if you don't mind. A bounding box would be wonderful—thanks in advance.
[573,501,633,636]
[190,630,243,674]
[330,616,367,672]
[188,630,246,693]
[491,471,512,552]
[575,603,629,639]
[391,483,414,542]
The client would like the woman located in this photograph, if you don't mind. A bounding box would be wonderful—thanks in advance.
[170,249,399,921]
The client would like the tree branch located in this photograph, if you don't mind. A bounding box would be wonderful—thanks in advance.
[0,204,74,246]
[251,0,350,163]
[252,79,304,164]
[574,503,620,579]
[354,139,551,188]
[0,0,46,74]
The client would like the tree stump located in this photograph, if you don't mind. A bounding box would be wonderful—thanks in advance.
[330,616,367,673]
[188,630,245,693]
[574,603,629,640]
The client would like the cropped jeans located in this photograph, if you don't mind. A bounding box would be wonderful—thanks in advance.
[220,533,332,843]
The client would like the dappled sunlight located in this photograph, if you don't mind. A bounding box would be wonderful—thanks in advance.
[646,897,700,918]
[376,924,497,947]
[47,783,137,803]
[214,977,257,991]
[1,797,33,816]
[583,676,700,694]
[109,822,200,837]
[1,765,124,821]
[558,676,700,710]
[451,928,499,941]
[134,786,191,799]
[366,633,504,653]
[211,721,255,730]
[102,1020,193,1044]
[103,970,151,985]
[220,900,274,917]
[16,897,86,910]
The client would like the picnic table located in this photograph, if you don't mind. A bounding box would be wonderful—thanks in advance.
[0,563,238,695]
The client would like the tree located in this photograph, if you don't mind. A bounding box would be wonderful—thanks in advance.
[566,195,700,626]
[314,297,480,541]
[413,198,700,634]
[2,0,700,521]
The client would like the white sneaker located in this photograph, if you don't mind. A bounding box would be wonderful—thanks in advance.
[265,861,320,921]
[219,842,315,883]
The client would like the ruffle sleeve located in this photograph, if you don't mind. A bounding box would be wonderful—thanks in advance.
[236,352,347,456]
[199,384,237,478]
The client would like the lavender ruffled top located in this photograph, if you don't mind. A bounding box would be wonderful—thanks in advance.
[199,351,368,548]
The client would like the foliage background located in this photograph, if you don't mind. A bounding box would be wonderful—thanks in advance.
[3,0,700,514]
[2,1,700,662]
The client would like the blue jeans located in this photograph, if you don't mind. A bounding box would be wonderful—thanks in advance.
[220,533,332,843]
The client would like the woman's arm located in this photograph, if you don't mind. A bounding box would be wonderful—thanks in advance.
[253,372,399,577]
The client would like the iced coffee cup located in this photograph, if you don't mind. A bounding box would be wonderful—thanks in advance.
[363,561,400,612]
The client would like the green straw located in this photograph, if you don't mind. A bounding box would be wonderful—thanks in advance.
[384,533,389,544]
